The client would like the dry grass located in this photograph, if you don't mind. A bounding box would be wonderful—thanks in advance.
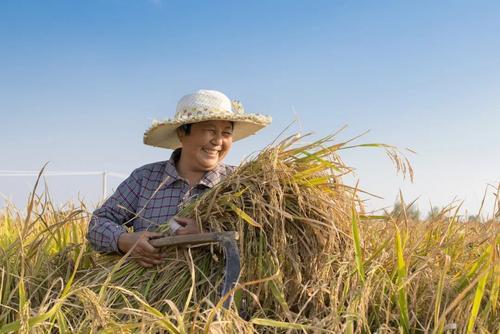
[0,133,498,333]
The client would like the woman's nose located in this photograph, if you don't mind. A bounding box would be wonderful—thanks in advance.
[211,132,223,145]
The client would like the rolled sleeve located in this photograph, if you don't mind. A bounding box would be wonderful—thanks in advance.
[87,168,142,253]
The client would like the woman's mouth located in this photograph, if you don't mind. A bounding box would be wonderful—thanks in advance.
[202,148,220,156]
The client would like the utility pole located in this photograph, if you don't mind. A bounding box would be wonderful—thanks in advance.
[102,171,107,200]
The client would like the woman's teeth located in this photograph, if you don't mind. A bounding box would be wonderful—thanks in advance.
[203,148,219,155]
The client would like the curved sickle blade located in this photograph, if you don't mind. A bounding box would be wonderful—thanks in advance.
[219,235,241,309]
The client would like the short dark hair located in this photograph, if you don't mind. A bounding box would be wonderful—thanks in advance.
[179,121,235,136]
[179,123,192,135]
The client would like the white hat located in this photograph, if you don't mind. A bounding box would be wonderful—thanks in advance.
[143,89,272,149]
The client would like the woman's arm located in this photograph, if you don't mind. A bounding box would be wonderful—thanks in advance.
[86,169,142,253]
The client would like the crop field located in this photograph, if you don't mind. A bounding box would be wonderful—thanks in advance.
[0,135,498,333]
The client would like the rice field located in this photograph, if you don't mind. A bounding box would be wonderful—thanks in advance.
[0,134,498,333]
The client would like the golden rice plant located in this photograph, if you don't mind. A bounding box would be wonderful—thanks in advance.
[0,132,498,333]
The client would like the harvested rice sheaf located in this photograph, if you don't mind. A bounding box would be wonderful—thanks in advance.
[78,134,360,319]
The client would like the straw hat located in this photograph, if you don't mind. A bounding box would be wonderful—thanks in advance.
[143,89,272,149]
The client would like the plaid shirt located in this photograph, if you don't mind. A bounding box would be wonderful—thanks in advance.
[87,149,235,253]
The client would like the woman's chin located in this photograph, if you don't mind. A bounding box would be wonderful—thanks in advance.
[198,159,218,170]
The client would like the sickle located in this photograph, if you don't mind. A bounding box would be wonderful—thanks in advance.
[149,231,241,309]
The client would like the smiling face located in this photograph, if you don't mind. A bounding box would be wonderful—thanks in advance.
[177,120,234,172]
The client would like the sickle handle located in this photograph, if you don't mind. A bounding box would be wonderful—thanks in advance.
[149,231,238,248]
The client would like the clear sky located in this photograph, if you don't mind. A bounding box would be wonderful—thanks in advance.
[1,0,499,218]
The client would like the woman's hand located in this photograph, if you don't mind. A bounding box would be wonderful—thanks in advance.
[173,216,201,235]
[117,231,164,268]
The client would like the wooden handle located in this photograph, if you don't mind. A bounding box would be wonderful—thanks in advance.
[149,231,238,248]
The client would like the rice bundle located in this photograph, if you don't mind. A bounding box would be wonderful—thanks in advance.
[77,133,361,318]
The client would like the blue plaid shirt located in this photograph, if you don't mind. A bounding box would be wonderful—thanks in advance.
[87,149,235,253]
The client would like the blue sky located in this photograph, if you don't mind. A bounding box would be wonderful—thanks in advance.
[1,1,499,217]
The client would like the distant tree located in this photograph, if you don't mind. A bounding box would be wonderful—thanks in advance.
[391,201,421,221]
[466,215,480,223]
[427,206,442,220]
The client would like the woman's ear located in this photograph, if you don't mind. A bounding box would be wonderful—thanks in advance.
[176,128,185,143]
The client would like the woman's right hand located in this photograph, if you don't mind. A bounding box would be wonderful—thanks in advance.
[172,216,201,235]
[117,231,164,268]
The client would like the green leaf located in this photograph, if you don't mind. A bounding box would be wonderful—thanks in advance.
[251,318,308,330]
[395,226,409,333]
[351,208,365,283]
[466,265,491,333]
[229,203,262,228]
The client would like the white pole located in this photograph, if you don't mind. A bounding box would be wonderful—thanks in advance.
[102,171,107,199]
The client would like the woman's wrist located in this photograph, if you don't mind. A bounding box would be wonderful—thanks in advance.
[117,232,129,254]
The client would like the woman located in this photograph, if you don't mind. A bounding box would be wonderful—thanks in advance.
[87,89,271,267]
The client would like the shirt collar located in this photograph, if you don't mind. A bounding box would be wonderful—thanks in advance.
[161,149,182,187]
[198,163,227,188]
[162,148,229,188]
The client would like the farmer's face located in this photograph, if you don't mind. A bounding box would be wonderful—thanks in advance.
[178,120,233,171]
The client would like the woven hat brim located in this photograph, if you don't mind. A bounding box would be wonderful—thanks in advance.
[143,114,272,149]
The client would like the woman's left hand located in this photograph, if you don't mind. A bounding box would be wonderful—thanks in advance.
[173,216,201,235]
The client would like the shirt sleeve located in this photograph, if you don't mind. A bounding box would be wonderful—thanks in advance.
[86,168,142,253]
[167,218,182,235]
